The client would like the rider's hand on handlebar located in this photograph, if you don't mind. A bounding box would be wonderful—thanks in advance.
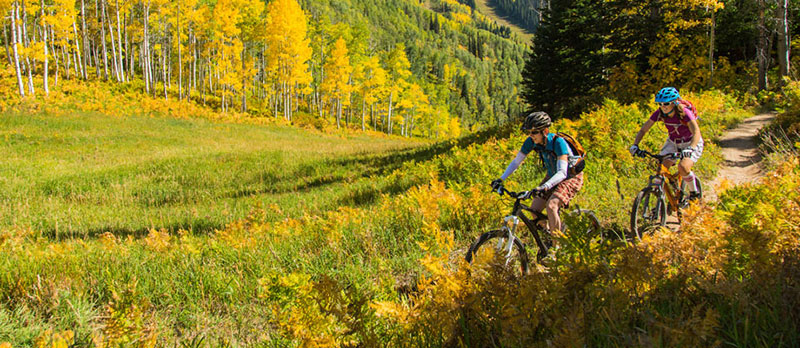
[681,147,694,160]
[517,188,544,200]
[490,178,504,193]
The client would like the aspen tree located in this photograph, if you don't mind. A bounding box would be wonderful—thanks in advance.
[384,44,411,135]
[10,1,25,96]
[397,82,428,137]
[212,0,244,112]
[80,0,87,78]
[321,37,351,128]
[114,0,124,80]
[20,0,34,95]
[264,0,311,121]
[143,0,151,92]
[40,0,48,94]
[230,0,263,113]
[71,18,85,79]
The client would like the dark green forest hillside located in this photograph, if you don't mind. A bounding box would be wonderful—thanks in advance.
[298,0,531,128]
[458,0,542,33]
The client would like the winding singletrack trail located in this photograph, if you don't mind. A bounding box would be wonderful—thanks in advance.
[665,113,775,227]
[705,113,776,201]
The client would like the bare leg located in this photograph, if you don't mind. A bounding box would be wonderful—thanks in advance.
[545,196,565,232]
[678,158,694,177]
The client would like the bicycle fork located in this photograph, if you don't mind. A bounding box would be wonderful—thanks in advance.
[497,216,520,266]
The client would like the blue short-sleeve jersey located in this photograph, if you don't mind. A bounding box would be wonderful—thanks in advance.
[520,134,572,177]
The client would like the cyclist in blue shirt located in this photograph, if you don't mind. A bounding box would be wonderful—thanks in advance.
[491,112,585,233]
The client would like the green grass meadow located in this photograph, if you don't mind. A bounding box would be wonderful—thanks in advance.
[0,111,430,238]
[6,92,793,347]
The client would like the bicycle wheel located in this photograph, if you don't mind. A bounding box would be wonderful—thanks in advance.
[630,188,667,240]
[680,176,703,199]
[465,229,529,275]
[695,177,703,198]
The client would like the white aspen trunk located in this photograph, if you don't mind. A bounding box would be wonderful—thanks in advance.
[166,30,171,88]
[63,44,71,79]
[144,0,152,93]
[387,91,394,134]
[177,1,182,99]
[92,28,100,77]
[20,0,34,95]
[72,20,86,79]
[115,0,125,80]
[41,0,49,95]
[192,33,197,92]
[273,84,278,118]
[207,56,212,99]
[162,28,167,100]
[336,97,341,128]
[777,0,790,81]
[81,0,88,78]
[99,0,109,80]
[105,4,120,82]
[72,46,79,76]
[10,1,25,96]
[126,14,132,81]
[51,28,59,86]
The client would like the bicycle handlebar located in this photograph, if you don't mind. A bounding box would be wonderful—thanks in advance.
[495,187,545,200]
[636,150,685,161]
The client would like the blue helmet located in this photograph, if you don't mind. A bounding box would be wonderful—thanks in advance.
[655,87,680,103]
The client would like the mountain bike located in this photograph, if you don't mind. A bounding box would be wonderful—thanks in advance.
[464,187,601,275]
[630,150,703,239]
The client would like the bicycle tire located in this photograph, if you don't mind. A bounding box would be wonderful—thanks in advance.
[465,229,529,275]
[680,176,704,199]
[695,177,703,198]
[631,188,667,240]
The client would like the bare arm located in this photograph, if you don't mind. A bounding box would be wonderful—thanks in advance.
[687,119,701,148]
[633,119,656,146]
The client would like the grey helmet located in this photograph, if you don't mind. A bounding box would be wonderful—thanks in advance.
[521,111,552,131]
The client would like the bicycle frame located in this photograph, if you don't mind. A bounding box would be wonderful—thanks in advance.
[498,190,550,259]
[646,164,683,213]
[641,150,686,214]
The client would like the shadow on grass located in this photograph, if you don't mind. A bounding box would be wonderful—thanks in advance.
[39,125,515,241]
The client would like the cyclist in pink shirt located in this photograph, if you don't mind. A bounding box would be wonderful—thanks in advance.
[629,87,704,200]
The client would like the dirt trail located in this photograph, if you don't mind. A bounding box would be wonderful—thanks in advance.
[664,113,774,227]
[705,113,776,201]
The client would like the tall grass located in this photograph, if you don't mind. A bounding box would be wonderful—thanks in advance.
[0,110,431,238]
[2,90,777,346]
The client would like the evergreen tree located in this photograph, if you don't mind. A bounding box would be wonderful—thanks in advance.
[521,0,608,118]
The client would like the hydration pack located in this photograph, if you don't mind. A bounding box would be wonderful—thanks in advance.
[541,132,586,177]
[659,99,699,124]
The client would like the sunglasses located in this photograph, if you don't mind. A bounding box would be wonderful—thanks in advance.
[529,129,546,136]
[659,102,673,107]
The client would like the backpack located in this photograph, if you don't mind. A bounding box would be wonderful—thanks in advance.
[659,99,699,124]
[540,132,586,177]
